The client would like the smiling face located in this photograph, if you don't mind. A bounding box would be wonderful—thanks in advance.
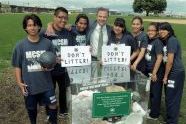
[76,18,88,32]
[54,11,68,29]
[131,19,143,34]
[159,29,169,39]
[25,19,40,36]
[96,10,109,26]
[113,25,124,36]
[147,25,157,39]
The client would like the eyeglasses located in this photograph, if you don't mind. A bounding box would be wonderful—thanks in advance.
[57,16,68,20]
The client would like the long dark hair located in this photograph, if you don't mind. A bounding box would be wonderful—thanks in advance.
[159,22,175,37]
[75,14,89,31]
[111,17,132,42]
[114,18,126,33]
[112,17,131,35]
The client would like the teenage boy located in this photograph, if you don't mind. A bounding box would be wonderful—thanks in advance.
[41,7,77,118]
[12,14,57,124]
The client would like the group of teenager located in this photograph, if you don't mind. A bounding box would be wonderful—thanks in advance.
[12,6,185,124]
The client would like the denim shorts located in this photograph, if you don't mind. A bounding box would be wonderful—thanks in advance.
[24,89,57,110]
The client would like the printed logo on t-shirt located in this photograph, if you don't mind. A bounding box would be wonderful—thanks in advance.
[163,46,167,63]
[25,50,45,72]
[138,40,141,47]
[145,45,152,61]
[167,80,175,88]
[52,39,68,56]
[76,35,86,46]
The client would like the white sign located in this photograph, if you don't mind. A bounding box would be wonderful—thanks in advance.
[61,46,91,67]
[102,64,130,83]
[90,62,130,83]
[67,65,91,84]
[102,45,131,65]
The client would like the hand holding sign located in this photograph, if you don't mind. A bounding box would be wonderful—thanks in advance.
[102,45,131,65]
[61,46,91,67]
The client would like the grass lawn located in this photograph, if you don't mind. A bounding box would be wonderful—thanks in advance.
[0,13,186,124]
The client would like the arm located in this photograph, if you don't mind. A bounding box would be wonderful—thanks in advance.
[151,54,163,82]
[45,22,72,36]
[128,34,139,62]
[130,49,139,62]
[65,24,72,31]
[131,48,146,70]
[14,67,28,95]
[12,42,28,95]
[45,22,55,36]
[163,53,174,84]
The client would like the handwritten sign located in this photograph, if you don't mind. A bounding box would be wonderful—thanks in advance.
[67,65,91,84]
[102,45,131,65]
[102,64,130,83]
[61,46,91,67]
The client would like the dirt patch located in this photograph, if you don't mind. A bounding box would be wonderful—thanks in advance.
[0,68,70,124]
[0,68,28,124]
[144,19,186,24]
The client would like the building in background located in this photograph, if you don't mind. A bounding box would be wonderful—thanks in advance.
[0,2,54,13]
[0,2,11,13]
[110,10,121,15]
[83,8,97,14]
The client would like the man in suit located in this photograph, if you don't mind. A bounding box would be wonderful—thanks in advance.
[87,7,112,61]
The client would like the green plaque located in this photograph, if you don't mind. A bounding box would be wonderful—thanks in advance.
[92,91,131,118]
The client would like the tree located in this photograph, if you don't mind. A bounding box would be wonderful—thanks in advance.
[133,0,167,16]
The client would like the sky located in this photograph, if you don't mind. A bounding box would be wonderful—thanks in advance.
[1,0,186,14]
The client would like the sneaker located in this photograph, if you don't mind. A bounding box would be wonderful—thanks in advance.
[58,113,70,119]
[102,116,122,123]
[146,114,158,121]
[45,115,50,123]
[159,121,166,124]
[158,115,166,124]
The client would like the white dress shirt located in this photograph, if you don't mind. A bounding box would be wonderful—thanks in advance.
[90,24,108,57]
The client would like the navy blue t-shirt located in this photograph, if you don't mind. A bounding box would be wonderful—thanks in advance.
[41,28,77,75]
[134,31,148,49]
[145,38,163,71]
[163,36,184,74]
[133,31,148,73]
[108,32,138,53]
[71,26,87,46]
[12,37,54,95]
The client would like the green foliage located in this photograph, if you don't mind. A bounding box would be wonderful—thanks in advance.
[0,13,186,67]
[133,0,143,13]
[153,0,167,15]
[133,0,167,16]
